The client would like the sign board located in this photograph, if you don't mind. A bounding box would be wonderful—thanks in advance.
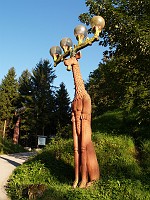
[37,135,47,146]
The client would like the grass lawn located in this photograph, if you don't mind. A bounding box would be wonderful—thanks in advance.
[6,111,150,200]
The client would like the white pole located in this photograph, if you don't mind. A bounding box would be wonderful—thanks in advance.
[3,120,6,139]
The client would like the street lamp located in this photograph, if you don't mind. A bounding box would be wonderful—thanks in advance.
[50,15,105,67]
[49,16,105,189]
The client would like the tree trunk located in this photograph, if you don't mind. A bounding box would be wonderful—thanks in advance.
[13,116,20,144]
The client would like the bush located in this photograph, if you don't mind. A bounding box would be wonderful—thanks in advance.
[7,134,150,200]
[93,133,141,179]
[0,135,26,154]
[140,140,150,175]
[7,161,51,199]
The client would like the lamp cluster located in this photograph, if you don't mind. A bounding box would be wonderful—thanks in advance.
[50,16,105,67]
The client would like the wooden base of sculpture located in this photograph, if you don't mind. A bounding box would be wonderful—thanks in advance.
[64,52,100,188]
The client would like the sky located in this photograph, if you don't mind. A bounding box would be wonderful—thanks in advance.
[0,0,106,101]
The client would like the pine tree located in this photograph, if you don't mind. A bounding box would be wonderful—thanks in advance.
[31,60,56,137]
[18,69,32,105]
[55,82,71,135]
[17,69,33,146]
[0,67,19,137]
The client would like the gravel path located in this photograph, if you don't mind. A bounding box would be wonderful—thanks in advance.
[0,152,36,200]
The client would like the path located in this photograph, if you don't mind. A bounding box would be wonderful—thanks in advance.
[0,152,36,200]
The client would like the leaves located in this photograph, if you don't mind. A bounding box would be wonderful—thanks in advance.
[0,60,71,146]
[81,0,150,127]
[55,82,71,131]
[0,67,18,132]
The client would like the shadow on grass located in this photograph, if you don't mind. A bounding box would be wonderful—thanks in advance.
[92,111,124,135]
[38,186,68,200]
[30,150,74,185]
[7,149,74,200]
[92,110,150,142]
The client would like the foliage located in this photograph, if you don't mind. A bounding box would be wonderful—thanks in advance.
[86,61,126,114]
[140,140,150,175]
[17,69,34,146]
[31,60,56,137]
[55,82,71,137]
[18,69,32,107]
[0,67,19,135]
[92,109,150,141]
[80,0,150,128]
[0,135,26,154]
[7,161,51,199]
[0,60,71,147]
[7,111,150,200]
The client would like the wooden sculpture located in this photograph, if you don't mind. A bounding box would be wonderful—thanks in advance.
[64,51,100,188]
[50,15,105,189]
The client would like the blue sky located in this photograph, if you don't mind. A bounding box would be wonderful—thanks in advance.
[0,0,106,100]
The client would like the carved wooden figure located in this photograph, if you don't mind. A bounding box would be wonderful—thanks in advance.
[64,52,100,188]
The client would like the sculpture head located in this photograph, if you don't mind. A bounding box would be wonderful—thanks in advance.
[64,52,82,71]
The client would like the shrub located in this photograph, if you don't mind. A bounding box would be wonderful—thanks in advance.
[93,133,141,179]
[0,135,26,154]
[140,140,150,175]
[7,161,51,199]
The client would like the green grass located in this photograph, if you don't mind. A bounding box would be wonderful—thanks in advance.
[0,135,27,154]
[92,109,150,141]
[140,140,150,175]
[6,110,150,200]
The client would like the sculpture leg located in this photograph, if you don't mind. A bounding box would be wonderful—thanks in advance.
[86,140,100,186]
[79,117,88,188]
[79,114,100,188]
[80,94,100,187]
[85,121,100,187]
[72,113,80,188]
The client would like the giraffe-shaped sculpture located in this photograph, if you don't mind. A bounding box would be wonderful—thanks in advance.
[64,51,100,188]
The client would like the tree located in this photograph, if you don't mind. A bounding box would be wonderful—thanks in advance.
[80,0,150,127]
[17,70,33,146]
[86,60,126,115]
[18,69,32,106]
[31,60,56,138]
[55,82,71,136]
[0,67,19,137]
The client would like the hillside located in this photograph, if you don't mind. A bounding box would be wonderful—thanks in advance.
[6,110,150,200]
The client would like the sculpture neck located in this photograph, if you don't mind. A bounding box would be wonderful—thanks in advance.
[72,63,86,98]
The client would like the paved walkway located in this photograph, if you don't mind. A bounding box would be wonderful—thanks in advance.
[0,152,36,200]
